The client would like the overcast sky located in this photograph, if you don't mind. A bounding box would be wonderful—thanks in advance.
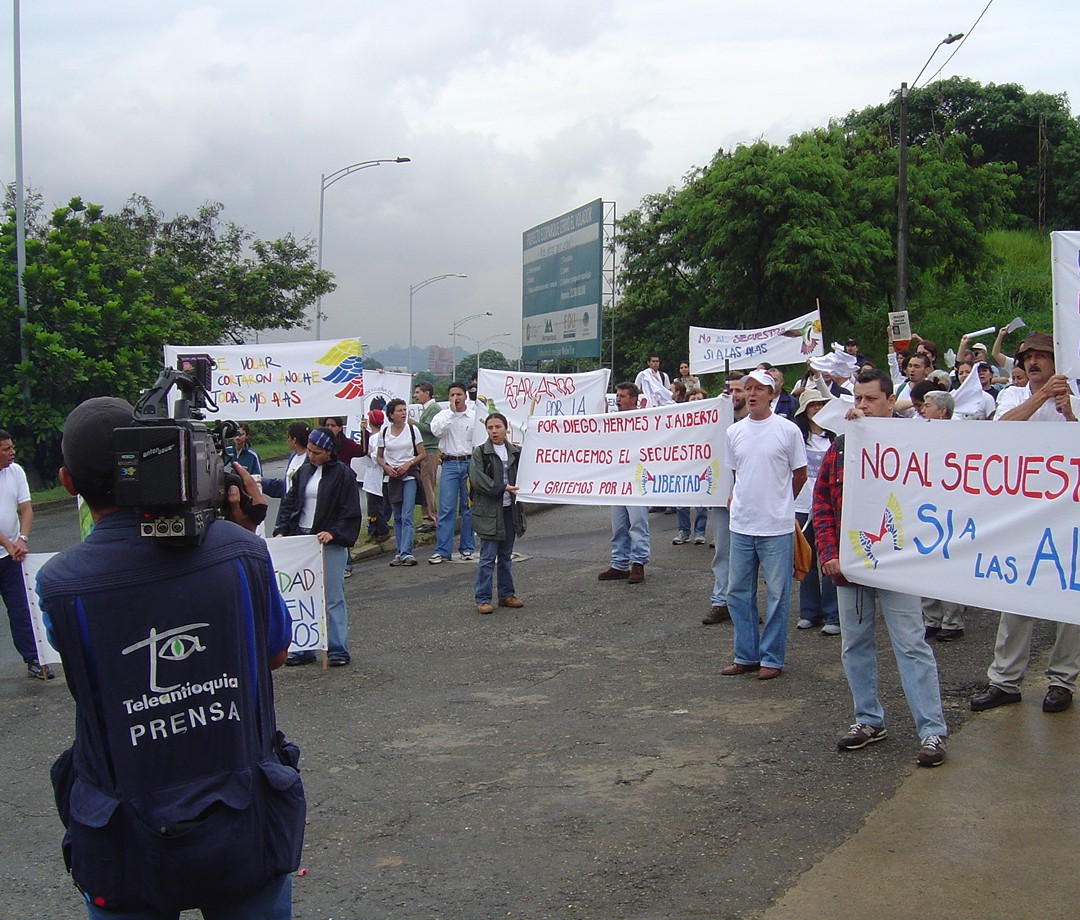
[4,0,1077,358]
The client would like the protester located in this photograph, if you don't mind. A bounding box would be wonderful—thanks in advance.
[676,361,700,390]
[0,429,48,679]
[469,413,526,615]
[970,331,1080,714]
[634,353,674,407]
[262,421,312,532]
[813,369,949,767]
[413,382,441,533]
[721,369,807,680]
[598,383,651,585]
[228,423,262,476]
[321,416,365,464]
[792,391,839,636]
[703,375,743,626]
[378,398,426,568]
[39,397,304,917]
[429,382,476,564]
[359,409,391,543]
[275,426,362,666]
[757,363,797,419]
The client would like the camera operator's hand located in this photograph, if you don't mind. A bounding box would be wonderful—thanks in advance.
[226,462,268,532]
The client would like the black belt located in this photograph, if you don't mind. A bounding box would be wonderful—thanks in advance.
[443,455,470,461]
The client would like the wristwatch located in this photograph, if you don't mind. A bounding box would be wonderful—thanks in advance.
[17,535,28,543]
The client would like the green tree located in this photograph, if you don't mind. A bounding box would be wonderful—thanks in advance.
[455,349,513,381]
[843,76,1080,230]
[614,124,1013,380]
[0,194,333,484]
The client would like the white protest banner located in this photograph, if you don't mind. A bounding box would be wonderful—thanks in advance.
[474,368,611,444]
[1052,230,1080,378]
[517,397,733,506]
[270,535,327,653]
[163,338,365,420]
[22,553,61,666]
[344,370,412,441]
[839,418,1080,624]
[689,309,824,374]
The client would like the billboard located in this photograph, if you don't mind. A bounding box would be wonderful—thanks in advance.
[522,199,603,362]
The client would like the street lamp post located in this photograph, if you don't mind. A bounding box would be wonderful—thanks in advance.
[409,273,467,379]
[451,312,493,376]
[459,332,512,382]
[896,33,964,313]
[316,156,410,339]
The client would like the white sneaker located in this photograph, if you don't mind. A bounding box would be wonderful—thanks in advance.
[821,624,841,636]
[796,618,816,629]
[459,552,474,561]
[672,532,690,545]
[693,535,706,544]
[428,554,444,565]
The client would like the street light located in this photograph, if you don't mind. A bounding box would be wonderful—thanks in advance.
[459,332,512,381]
[409,273,467,379]
[315,156,411,339]
[451,312,493,375]
[896,33,964,313]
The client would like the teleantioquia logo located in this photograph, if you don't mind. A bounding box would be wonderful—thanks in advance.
[317,339,365,400]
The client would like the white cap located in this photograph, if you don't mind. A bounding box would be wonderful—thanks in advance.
[746,368,776,391]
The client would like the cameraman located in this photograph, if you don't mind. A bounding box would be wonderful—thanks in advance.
[37,397,305,919]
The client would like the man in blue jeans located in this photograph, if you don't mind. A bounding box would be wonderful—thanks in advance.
[813,368,949,767]
[0,429,50,679]
[598,383,651,585]
[720,370,806,681]
[429,382,476,564]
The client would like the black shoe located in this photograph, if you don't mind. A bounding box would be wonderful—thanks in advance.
[924,625,941,640]
[1043,686,1073,713]
[286,652,317,667]
[935,628,964,642]
[328,657,351,668]
[702,605,730,625]
[970,686,1022,711]
[27,659,54,680]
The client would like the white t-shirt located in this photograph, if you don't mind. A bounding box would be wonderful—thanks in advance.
[794,433,830,515]
[492,442,512,506]
[379,425,418,479]
[726,413,807,536]
[299,465,322,530]
[0,462,30,559]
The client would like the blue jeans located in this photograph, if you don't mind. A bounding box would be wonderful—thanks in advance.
[727,531,793,669]
[323,543,349,662]
[837,584,947,738]
[0,554,36,661]
[710,508,731,607]
[85,872,291,919]
[796,513,838,626]
[391,477,417,559]
[435,459,474,557]
[676,507,708,538]
[610,506,650,569]
[475,507,517,604]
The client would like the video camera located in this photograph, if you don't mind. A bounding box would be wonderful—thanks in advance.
[113,355,267,543]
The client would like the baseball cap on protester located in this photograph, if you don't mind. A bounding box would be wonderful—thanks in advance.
[61,397,134,496]
[746,368,776,391]
[368,408,384,427]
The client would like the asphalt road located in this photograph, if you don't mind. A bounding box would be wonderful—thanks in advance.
[0,497,1048,918]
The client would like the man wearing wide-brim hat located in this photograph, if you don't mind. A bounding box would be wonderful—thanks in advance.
[970,331,1080,715]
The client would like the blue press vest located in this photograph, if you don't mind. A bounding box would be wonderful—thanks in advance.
[38,513,304,913]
